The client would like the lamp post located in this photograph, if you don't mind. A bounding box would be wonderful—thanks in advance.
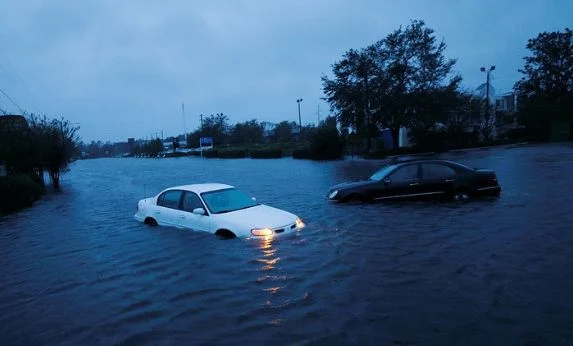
[296,98,303,134]
[480,65,496,133]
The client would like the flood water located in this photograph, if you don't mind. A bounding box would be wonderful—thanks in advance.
[1,143,573,345]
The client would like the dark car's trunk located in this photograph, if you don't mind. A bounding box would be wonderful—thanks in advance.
[474,169,499,187]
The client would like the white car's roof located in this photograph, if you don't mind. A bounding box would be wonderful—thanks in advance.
[165,183,234,194]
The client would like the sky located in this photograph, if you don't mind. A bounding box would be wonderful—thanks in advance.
[0,0,571,142]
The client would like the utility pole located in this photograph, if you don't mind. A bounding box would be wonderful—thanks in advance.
[182,103,187,144]
[317,104,320,125]
[296,98,303,133]
[480,65,496,134]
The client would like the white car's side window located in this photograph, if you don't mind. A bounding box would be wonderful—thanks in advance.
[159,190,182,209]
[181,192,205,213]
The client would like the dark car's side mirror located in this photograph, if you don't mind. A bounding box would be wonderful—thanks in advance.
[383,178,391,185]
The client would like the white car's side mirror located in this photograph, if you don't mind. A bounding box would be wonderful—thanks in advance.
[192,208,206,215]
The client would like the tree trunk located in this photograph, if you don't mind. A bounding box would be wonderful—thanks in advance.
[37,167,45,187]
[49,169,60,189]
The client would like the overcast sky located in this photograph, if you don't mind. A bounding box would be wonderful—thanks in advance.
[0,0,571,142]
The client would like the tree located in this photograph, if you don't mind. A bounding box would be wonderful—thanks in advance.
[229,119,264,145]
[446,93,483,145]
[0,115,39,178]
[309,116,345,160]
[186,113,230,147]
[28,115,80,189]
[271,121,295,143]
[322,47,379,151]
[514,28,573,139]
[322,20,461,150]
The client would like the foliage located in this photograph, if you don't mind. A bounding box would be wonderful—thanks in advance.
[271,121,295,143]
[218,148,248,158]
[250,148,283,159]
[514,28,573,140]
[0,116,38,176]
[292,148,313,159]
[0,174,43,214]
[292,117,345,160]
[309,116,345,160]
[130,138,163,157]
[202,149,219,158]
[186,113,230,148]
[229,120,264,145]
[322,20,461,151]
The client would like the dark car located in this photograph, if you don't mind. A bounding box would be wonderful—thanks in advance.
[327,159,501,202]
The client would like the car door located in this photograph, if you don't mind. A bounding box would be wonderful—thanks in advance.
[174,191,211,233]
[375,164,423,200]
[155,190,184,226]
[420,163,457,197]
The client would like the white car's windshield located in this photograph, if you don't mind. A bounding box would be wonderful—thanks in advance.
[201,188,258,214]
[369,164,398,181]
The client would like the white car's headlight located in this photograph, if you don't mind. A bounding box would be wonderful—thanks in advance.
[295,218,305,229]
[251,228,273,237]
[328,190,338,199]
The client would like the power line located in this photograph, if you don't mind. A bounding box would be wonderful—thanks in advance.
[0,47,41,112]
[0,86,24,113]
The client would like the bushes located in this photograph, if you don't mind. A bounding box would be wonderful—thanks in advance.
[251,148,283,159]
[202,149,219,158]
[218,148,248,158]
[292,148,313,159]
[0,175,44,214]
[293,121,345,160]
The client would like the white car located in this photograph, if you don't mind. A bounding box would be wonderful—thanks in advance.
[134,183,305,238]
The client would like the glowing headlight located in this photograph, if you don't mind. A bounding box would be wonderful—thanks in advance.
[295,218,305,229]
[328,190,338,199]
[251,228,273,236]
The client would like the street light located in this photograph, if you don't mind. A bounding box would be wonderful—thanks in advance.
[480,65,496,133]
[296,98,303,133]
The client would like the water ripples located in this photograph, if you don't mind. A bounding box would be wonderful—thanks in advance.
[1,144,573,345]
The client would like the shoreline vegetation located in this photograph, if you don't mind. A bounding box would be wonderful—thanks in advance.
[127,137,533,161]
[0,114,79,215]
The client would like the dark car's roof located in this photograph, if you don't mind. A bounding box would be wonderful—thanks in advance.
[386,158,473,170]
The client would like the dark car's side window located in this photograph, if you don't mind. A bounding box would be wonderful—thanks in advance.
[389,164,419,183]
[422,164,456,180]
[181,192,206,213]
[158,190,182,209]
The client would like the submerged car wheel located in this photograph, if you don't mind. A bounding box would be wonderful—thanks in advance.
[452,189,472,201]
[215,229,237,239]
[144,217,158,226]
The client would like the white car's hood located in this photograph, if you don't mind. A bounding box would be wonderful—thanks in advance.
[218,204,297,229]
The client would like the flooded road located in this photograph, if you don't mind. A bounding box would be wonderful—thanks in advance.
[1,143,573,345]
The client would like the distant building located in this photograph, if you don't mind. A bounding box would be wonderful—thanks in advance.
[495,92,517,113]
[262,122,276,139]
[474,82,497,103]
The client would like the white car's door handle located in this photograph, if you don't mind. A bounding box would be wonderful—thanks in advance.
[179,216,185,219]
